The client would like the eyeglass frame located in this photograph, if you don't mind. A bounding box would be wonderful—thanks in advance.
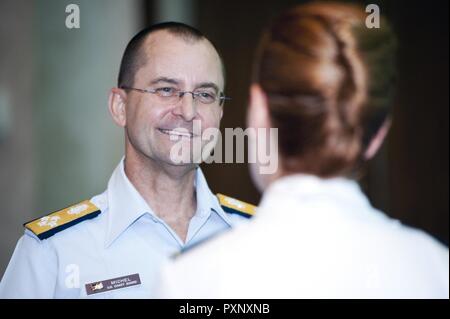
[120,85,231,106]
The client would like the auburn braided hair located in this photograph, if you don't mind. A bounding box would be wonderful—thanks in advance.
[253,2,396,177]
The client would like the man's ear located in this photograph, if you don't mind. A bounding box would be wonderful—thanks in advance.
[108,87,127,127]
[364,118,392,160]
[247,84,270,129]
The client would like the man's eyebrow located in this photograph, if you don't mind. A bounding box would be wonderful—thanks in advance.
[195,82,220,93]
[149,78,220,93]
[149,77,180,86]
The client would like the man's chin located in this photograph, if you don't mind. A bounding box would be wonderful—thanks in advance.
[167,156,203,167]
[162,140,204,165]
[155,153,202,167]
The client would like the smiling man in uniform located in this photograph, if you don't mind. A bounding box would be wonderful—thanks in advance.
[0,22,255,298]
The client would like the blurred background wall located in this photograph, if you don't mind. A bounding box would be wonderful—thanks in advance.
[0,0,448,276]
[0,0,142,275]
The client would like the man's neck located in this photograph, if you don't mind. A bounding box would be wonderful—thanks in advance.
[124,149,197,243]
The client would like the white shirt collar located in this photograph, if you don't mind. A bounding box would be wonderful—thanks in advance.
[104,159,231,247]
[258,174,373,220]
[194,165,231,226]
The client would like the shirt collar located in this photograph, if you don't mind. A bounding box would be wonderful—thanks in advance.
[104,158,152,248]
[104,159,232,247]
[195,166,233,227]
[258,174,372,220]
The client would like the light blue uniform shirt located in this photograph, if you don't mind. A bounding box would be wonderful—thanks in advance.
[0,160,247,298]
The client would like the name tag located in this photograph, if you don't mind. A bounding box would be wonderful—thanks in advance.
[85,273,141,295]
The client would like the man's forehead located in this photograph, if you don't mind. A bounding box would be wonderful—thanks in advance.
[143,29,201,47]
[142,31,220,66]
[136,31,224,87]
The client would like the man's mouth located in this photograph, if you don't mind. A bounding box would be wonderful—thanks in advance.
[158,128,195,138]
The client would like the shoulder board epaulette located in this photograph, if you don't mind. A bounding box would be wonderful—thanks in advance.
[216,193,256,219]
[24,200,101,240]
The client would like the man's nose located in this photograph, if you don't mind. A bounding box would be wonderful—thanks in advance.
[173,92,197,122]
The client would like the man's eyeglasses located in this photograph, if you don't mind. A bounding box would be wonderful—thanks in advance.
[120,86,231,106]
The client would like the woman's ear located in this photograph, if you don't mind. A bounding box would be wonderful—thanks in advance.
[108,87,127,127]
[364,118,392,160]
[247,84,270,129]
[247,84,280,192]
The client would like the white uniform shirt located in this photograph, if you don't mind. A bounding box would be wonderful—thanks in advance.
[158,175,449,298]
[0,159,247,298]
